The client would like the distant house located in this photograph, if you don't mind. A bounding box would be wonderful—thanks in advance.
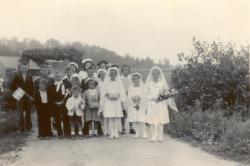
[0,56,41,77]
[0,56,19,76]
[45,59,71,73]
[28,59,40,76]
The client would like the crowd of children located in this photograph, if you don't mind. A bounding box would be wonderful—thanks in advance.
[9,59,178,142]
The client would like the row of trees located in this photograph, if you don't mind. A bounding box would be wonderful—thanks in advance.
[0,37,171,70]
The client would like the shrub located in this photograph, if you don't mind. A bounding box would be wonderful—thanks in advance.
[171,38,249,114]
[0,110,19,135]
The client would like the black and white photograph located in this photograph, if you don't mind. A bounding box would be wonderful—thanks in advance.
[0,0,249,166]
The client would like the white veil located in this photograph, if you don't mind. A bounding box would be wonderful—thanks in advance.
[146,66,178,112]
[130,72,145,87]
[103,67,126,101]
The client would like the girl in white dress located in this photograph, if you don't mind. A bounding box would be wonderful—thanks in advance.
[99,67,126,139]
[97,69,109,136]
[145,66,178,142]
[128,72,147,138]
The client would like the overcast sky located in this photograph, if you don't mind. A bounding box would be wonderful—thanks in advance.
[0,0,249,64]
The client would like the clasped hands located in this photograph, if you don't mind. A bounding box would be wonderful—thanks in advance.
[105,93,120,100]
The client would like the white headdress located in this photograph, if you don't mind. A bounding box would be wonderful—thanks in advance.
[68,62,79,70]
[145,66,168,88]
[104,67,120,82]
[71,73,80,80]
[104,67,125,94]
[81,58,93,64]
[146,66,178,112]
[130,72,144,87]
[97,69,107,76]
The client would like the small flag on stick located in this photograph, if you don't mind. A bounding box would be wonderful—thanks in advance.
[12,87,26,101]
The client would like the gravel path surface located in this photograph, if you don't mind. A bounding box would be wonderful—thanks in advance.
[0,128,244,166]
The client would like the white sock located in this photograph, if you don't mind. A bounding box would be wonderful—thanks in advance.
[134,123,139,138]
[114,118,119,138]
[158,124,164,141]
[109,118,114,138]
[150,125,156,141]
[89,130,93,135]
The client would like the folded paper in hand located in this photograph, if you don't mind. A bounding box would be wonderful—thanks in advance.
[12,87,26,101]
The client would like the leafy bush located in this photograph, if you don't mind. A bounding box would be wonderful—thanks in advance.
[0,111,19,135]
[168,38,250,163]
[171,38,249,114]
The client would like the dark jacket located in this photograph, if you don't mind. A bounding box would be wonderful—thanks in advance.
[51,82,69,102]
[62,77,72,90]
[33,88,54,107]
[34,76,54,90]
[11,73,34,97]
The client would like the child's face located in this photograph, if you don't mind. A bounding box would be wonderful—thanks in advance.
[85,62,92,70]
[72,89,80,98]
[98,71,106,81]
[71,77,80,86]
[110,70,117,81]
[40,67,49,76]
[122,66,130,77]
[100,63,106,70]
[21,65,28,74]
[87,68,94,77]
[65,70,72,78]
[132,75,140,86]
[54,73,62,82]
[48,65,53,74]
[88,80,96,89]
[152,69,160,82]
[70,65,77,73]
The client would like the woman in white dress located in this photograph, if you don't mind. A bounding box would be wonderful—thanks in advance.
[128,72,147,138]
[99,67,126,139]
[145,66,178,142]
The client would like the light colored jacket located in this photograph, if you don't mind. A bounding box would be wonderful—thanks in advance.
[66,95,85,116]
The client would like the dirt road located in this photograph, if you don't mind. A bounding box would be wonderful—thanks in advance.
[0,128,244,166]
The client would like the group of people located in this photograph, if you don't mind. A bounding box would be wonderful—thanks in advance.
[10,58,178,142]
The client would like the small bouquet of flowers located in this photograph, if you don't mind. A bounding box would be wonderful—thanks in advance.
[131,95,141,111]
[78,101,85,110]
[156,88,178,102]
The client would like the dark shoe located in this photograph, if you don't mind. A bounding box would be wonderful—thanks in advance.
[130,129,136,134]
[121,130,126,135]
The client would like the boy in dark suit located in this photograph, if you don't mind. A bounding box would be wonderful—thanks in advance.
[33,77,53,139]
[11,63,34,132]
[51,72,71,138]
[34,64,54,90]
[34,64,55,132]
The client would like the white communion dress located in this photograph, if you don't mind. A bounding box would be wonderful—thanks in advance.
[146,81,169,124]
[101,80,126,118]
[128,85,146,123]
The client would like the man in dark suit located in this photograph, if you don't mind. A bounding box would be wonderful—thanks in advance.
[11,63,34,132]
